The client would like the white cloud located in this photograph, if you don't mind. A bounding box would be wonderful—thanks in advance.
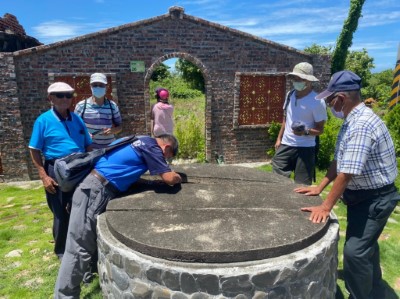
[359,11,400,27]
[33,21,82,42]
[32,20,118,44]
[236,20,342,37]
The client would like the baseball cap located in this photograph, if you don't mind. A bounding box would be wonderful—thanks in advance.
[315,70,362,100]
[47,82,74,94]
[159,89,169,100]
[90,73,107,84]
[287,62,319,82]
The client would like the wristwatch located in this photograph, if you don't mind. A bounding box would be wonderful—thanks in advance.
[304,129,310,136]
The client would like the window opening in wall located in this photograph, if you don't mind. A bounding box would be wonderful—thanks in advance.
[238,74,286,126]
[51,75,115,111]
[149,58,206,162]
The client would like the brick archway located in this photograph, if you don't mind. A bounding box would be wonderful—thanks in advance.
[144,52,212,161]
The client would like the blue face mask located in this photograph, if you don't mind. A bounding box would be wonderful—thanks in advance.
[330,107,344,119]
[91,87,106,98]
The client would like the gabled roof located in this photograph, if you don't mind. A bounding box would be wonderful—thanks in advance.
[14,6,309,58]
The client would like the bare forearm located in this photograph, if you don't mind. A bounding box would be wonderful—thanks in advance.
[322,172,352,211]
[315,161,338,193]
[29,149,47,179]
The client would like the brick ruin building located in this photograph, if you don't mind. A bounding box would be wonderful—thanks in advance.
[0,13,41,51]
[0,7,330,181]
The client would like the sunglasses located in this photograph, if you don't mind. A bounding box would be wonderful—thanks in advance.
[51,93,73,99]
[91,84,106,88]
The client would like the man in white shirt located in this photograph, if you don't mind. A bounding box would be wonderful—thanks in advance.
[272,62,327,185]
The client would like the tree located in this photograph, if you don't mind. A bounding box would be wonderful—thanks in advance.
[303,43,332,56]
[304,45,374,87]
[150,63,171,81]
[345,48,374,87]
[362,69,393,104]
[175,59,205,92]
[331,0,366,73]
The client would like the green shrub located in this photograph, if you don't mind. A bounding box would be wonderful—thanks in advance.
[266,121,281,157]
[384,105,400,156]
[317,112,342,170]
[150,76,202,99]
[174,113,205,162]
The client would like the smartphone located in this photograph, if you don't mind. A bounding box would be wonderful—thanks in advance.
[91,129,103,136]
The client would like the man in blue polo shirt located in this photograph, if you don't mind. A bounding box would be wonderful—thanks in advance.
[29,82,92,260]
[54,134,182,298]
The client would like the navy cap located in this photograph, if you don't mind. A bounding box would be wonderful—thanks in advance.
[315,70,362,100]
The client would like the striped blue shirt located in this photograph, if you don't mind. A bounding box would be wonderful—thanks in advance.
[74,97,122,149]
[334,103,397,190]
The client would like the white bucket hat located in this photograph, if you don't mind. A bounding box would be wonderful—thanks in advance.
[287,62,319,82]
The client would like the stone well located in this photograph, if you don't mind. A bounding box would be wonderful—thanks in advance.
[97,164,339,298]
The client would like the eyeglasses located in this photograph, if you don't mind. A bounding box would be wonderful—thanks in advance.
[91,84,106,88]
[51,93,73,99]
[325,94,338,107]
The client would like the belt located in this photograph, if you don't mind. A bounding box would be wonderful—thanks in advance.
[90,169,120,195]
[343,183,396,206]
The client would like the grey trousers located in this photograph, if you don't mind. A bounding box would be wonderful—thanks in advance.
[343,184,399,299]
[54,174,116,299]
[272,144,315,185]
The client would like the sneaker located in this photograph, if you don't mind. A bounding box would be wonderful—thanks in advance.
[82,271,94,285]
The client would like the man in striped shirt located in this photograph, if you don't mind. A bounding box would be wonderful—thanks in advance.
[295,70,400,299]
[75,73,122,148]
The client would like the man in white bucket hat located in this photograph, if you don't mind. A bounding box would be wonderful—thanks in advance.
[272,62,327,185]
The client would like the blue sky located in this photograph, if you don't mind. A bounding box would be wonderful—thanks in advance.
[1,0,399,73]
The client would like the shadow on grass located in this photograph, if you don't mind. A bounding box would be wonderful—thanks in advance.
[337,270,399,299]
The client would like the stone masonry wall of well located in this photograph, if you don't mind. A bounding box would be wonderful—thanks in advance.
[0,7,330,180]
[97,214,339,299]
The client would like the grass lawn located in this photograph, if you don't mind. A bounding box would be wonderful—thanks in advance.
[0,182,102,299]
[259,164,400,298]
[1,168,399,298]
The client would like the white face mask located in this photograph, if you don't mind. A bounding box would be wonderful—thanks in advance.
[91,87,106,98]
[330,98,344,119]
[293,81,306,91]
[330,107,344,119]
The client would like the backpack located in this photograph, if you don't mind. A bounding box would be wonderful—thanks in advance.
[54,135,136,193]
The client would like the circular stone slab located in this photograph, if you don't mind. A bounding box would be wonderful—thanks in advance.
[105,164,328,263]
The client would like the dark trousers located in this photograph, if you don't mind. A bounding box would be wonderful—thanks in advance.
[272,144,315,185]
[55,174,116,298]
[343,184,399,299]
[44,161,74,257]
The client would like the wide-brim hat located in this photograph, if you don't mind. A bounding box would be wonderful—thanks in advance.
[287,62,319,82]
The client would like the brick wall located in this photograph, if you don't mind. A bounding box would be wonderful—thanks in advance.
[0,13,26,36]
[0,7,330,180]
[0,52,29,179]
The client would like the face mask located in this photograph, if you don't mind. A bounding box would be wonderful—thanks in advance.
[293,81,306,91]
[330,107,345,119]
[91,87,106,98]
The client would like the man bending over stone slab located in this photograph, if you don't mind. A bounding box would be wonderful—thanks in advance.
[54,134,182,299]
